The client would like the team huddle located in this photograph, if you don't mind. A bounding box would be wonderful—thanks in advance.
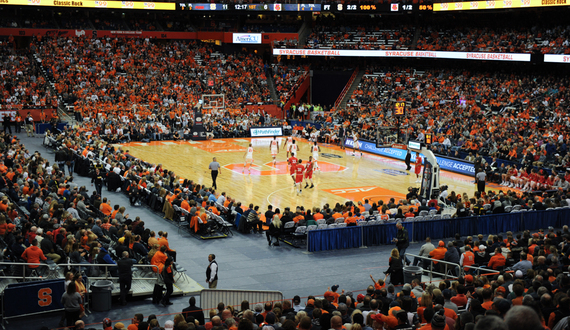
[242,136,321,194]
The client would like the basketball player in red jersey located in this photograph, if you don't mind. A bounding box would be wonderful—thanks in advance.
[304,156,315,189]
[295,159,305,194]
[288,152,298,184]
[270,136,279,165]
[414,152,422,183]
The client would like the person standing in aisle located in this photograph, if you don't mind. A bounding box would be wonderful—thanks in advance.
[91,168,103,196]
[25,112,35,137]
[117,251,133,306]
[209,158,221,190]
[161,257,174,306]
[206,254,218,289]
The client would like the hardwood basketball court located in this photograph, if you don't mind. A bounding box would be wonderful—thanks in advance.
[119,138,484,211]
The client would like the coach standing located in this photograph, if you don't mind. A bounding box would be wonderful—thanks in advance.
[209,157,221,190]
[476,168,486,193]
[405,150,412,171]
[206,254,218,289]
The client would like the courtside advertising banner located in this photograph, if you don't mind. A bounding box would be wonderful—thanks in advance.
[344,138,475,175]
[272,48,531,62]
[250,127,283,137]
[232,33,262,44]
[544,54,570,64]
[3,279,66,317]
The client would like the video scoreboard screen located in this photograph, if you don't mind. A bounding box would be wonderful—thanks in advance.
[179,3,321,11]
[178,2,432,12]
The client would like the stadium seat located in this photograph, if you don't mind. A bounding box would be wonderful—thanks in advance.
[306,225,318,232]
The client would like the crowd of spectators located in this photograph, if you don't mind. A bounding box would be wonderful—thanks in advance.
[34,37,273,125]
[335,65,570,174]
[93,226,570,330]
[273,63,309,106]
[0,54,56,107]
[127,19,158,32]
[305,16,414,51]
[416,25,570,54]
[0,129,189,326]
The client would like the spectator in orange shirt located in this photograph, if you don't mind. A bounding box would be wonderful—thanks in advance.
[21,239,47,276]
[100,198,112,216]
[488,248,506,270]
[157,232,176,262]
[428,241,448,274]
[480,288,495,310]
[344,212,357,226]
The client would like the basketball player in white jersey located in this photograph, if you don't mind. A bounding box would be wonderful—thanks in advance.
[289,140,299,157]
[269,136,279,165]
[311,141,321,171]
[285,135,293,158]
[309,129,317,143]
[243,143,254,174]
[352,132,362,156]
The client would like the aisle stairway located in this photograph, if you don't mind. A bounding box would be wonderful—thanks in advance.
[337,70,365,110]
[31,53,75,124]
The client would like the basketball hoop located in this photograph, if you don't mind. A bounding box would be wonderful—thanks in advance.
[201,94,225,114]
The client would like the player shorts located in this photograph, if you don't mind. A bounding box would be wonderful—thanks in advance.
[271,148,277,156]
[305,171,313,180]
[295,175,304,184]
[312,154,319,161]
[286,144,292,151]
[245,157,253,162]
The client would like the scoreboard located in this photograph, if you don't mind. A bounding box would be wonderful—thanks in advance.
[179,3,322,11]
[394,102,406,116]
[179,2,431,12]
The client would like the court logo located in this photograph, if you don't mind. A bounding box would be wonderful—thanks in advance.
[381,169,409,176]
[330,187,376,194]
[321,153,342,159]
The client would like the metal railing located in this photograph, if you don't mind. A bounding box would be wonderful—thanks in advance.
[405,253,511,283]
[0,261,160,282]
[405,253,462,282]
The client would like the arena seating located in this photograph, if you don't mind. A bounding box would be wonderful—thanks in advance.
[0,54,55,107]
[306,16,414,50]
[416,25,570,54]
[2,6,570,330]
[343,66,570,176]
[33,37,274,119]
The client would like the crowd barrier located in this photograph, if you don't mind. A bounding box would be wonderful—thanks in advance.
[35,122,68,134]
[200,289,283,312]
[307,207,570,252]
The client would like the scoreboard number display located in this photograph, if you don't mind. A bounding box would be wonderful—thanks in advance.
[394,102,406,116]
